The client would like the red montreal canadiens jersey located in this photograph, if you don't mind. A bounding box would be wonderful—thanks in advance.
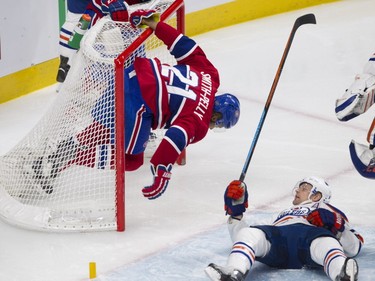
[134,22,220,166]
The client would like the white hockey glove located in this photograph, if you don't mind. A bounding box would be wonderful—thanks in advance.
[335,73,375,121]
[349,140,375,179]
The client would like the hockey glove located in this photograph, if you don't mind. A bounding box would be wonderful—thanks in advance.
[307,208,345,235]
[107,0,129,22]
[142,164,172,200]
[130,9,160,28]
[224,180,248,217]
[349,140,375,179]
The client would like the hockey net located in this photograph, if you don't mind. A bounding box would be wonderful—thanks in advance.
[0,0,185,232]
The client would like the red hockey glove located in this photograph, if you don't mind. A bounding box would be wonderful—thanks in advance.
[130,9,160,28]
[142,164,172,200]
[224,180,248,217]
[307,208,345,235]
[106,0,129,22]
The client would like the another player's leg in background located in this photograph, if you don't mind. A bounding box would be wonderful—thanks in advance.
[57,0,91,85]
[58,9,82,83]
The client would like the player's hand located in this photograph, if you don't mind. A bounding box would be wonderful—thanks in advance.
[307,208,345,235]
[107,0,129,22]
[130,9,160,28]
[224,180,248,216]
[142,164,172,199]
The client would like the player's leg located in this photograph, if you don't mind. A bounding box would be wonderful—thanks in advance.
[335,73,375,121]
[58,3,81,82]
[205,226,270,281]
[310,236,358,281]
[22,137,79,194]
[123,66,153,171]
[335,258,359,281]
[58,0,91,83]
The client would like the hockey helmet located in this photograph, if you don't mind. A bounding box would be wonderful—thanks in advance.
[295,176,332,203]
[213,93,240,129]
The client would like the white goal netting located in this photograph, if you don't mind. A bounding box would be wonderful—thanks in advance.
[0,0,184,232]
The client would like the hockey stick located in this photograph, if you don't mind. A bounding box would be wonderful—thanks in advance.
[239,13,316,182]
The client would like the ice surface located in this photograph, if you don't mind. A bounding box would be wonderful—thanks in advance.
[0,0,374,280]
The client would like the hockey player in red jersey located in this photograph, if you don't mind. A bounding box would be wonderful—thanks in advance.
[128,10,240,199]
[335,53,375,179]
[205,177,363,281]
[38,7,240,199]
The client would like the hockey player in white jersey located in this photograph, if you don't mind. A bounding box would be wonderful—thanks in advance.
[57,0,90,83]
[205,177,363,281]
[57,0,150,83]
[335,53,375,179]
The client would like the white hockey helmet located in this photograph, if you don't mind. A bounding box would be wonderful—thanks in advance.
[295,176,331,203]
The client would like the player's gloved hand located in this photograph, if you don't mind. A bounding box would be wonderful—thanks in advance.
[130,9,160,28]
[224,180,248,217]
[307,208,345,235]
[142,164,172,199]
[107,0,129,22]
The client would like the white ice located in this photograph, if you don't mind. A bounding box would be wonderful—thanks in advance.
[1,0,375,280]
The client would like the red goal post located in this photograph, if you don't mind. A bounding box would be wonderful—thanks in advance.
[114,0,185,231]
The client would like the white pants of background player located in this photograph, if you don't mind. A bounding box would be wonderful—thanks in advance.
[59,10,83,67]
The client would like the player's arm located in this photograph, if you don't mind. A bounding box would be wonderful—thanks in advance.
[306,206,346,236]
[339,225,364,257]
[224,180,249,218]
[132,10,216,70]
[224,180,249,241]
[142,125,189,200]
[327,204,364,256]
[307,205,363,256]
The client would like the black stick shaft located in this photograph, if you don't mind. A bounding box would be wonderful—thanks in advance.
[239,13,316,182]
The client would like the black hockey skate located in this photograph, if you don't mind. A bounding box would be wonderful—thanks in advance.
[205,263,247,281]
[48,138,78,175]
[56,55,71,83]
[31,157,54,194]
[30,138,78,194]
[335,258,358,281]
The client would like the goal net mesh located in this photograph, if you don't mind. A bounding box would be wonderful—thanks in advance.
[0,0,183,232]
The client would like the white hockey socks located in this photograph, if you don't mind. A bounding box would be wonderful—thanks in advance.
[227,227,269,275]
[310,237,347,280]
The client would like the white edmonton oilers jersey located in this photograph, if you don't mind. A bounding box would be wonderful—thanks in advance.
[272,201,327,226]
